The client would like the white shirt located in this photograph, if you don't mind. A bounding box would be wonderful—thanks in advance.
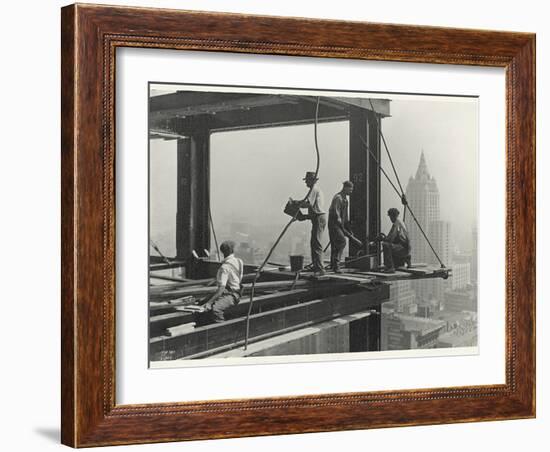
[216,254,244,291]
[306,185,325,215]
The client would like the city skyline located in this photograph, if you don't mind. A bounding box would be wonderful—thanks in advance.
[379,151,477,351]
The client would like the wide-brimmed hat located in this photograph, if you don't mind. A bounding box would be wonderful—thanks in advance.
[303,171,318,181]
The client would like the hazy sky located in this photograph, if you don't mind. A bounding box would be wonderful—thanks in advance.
[149,93,478,255]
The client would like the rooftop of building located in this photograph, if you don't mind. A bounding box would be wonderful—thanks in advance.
[390,313,446,334]
[438,329,477,347]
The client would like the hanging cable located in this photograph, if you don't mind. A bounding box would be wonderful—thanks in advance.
[208,204,221,261]
[359,135,446,269]
[243,97,322,350]
[368,99,408,222]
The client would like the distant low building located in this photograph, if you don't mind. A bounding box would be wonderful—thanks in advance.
[448,262,471,290]
[383,313,446,350]
[437,314,478,348]
[387,280,416,312]
[416,295,443,318]
[444,286,477,312]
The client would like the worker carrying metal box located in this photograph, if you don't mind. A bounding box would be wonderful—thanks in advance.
[288,171,327,276]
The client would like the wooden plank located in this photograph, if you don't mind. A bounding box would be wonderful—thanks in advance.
[396,267,433,276]
[150,274,191,283]
[320,273,374,283]
[363,270,412,279]
[149,285,389,359]
[150,312,193,337]
[150,282,362,336]
[150,289,314,334]
[149,279,322,302]
[149,260,186,271]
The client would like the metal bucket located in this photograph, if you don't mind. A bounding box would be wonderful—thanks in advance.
[289,255,304,272]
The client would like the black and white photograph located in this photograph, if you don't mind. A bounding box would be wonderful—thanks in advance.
[148,84,478,365]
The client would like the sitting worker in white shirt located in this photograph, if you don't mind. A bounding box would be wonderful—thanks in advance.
[200,240,244,323]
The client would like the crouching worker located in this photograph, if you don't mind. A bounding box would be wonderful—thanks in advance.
[198,241,243,324]
[381,208,411,273]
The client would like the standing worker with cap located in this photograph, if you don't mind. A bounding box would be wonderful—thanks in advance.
[328,181,363,273]
[296,171,327,276]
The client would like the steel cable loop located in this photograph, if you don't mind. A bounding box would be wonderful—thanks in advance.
[244,97,322,350]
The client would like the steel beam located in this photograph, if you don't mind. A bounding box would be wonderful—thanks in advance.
[368,111,382,263]
[349,107,369,253]
[175,131,210,276]
[149,286,388,359]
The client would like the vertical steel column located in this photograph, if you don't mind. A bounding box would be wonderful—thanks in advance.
[175,130,211,277]
[176,137,192,263]
[367,110,382,264]
[349,107,369,255]
[190,130,211,257]
[366,307,381,351]
[349,315,369,352]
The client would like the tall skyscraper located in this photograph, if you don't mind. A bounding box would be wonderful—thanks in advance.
[405,151,441,265]
[405,152,452,302]
[430,220,452,267]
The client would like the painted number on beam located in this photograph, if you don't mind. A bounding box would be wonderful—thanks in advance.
[352,173,363,184]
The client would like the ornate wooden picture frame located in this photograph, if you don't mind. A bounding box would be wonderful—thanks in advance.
[61,3,535,447]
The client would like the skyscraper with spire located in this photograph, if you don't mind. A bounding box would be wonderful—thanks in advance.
[405,151,441,266]
[405,152,452,302]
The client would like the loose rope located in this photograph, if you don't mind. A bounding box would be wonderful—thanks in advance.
[243,97,322,350]
[208,204,221,261]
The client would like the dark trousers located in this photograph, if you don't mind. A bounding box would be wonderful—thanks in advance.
[199,291,240,324]
[328,220,346,270]
[382,242,410,269]
[310,213,327,271]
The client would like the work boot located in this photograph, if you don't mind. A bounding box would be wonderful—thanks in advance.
[314,268,326,277]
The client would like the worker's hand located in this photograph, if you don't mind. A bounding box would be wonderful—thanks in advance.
[197,297,209,307]
[352,238,363,247]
